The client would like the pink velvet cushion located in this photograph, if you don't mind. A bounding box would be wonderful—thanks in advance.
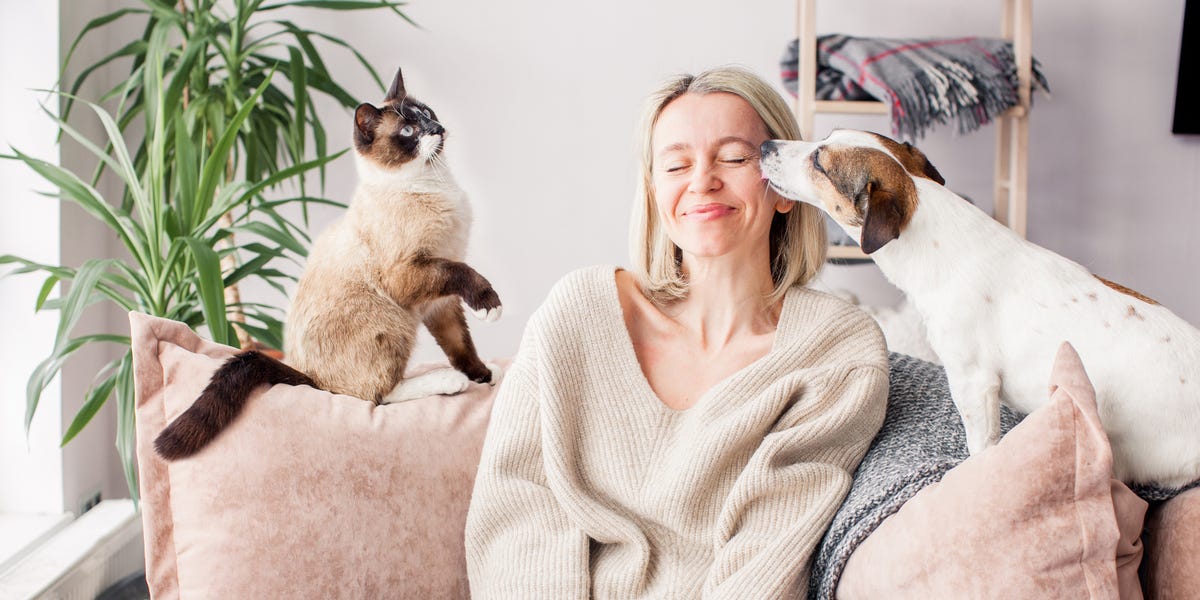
[130,312,499,599]
[1142,486,1200,598]
[837,342,1147,599]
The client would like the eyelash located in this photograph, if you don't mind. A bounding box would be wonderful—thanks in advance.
[663,157,751,173]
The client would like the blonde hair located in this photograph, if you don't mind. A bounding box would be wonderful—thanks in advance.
[629,65,827,305]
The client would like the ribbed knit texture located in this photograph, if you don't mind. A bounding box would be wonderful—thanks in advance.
[465,266,889,599]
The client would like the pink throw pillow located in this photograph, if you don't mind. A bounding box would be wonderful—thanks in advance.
[837,342,1147,599]
[1142,486,1200,598]
[130,312,499,599]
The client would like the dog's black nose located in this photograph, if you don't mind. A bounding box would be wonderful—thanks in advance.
[760,140,779,157]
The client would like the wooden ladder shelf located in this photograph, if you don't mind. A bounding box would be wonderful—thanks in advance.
[794,0,1033,261]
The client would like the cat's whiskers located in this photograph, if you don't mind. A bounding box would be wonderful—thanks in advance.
[427,152,450,183]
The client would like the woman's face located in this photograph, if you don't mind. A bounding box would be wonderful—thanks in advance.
[651,92,792,262]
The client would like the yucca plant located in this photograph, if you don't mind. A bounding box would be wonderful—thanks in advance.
[0,0,414,502]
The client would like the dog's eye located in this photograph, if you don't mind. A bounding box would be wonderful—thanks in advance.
[811,148,826,174]
[399,125,415,137]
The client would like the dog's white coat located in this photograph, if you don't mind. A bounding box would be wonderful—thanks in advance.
[761,130,1200,486]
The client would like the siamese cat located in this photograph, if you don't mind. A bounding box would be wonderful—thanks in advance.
[155,67,502,461]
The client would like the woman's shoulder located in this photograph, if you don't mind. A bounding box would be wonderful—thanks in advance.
[540,265,620,311]
[786,285,879,325]
[523,265,622,335]
[780,285,888,368]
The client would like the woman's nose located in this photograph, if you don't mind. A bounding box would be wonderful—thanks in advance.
[687,162,721,194]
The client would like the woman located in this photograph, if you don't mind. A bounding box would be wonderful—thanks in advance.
[465,66,888,598]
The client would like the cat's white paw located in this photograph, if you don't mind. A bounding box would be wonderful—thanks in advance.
[485,363,503,386]
[469,304,502,322]
[381,368,471,404]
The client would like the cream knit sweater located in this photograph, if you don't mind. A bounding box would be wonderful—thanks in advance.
[465,266,889,599]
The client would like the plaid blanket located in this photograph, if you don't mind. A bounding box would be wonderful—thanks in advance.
[781,34,1050,140]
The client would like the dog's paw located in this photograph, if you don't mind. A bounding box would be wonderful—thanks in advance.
[381,368,471,404]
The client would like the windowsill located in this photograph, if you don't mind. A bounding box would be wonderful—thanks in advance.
[0,511,72,577]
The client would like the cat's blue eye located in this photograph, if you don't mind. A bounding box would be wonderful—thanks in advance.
[399,125,415,137]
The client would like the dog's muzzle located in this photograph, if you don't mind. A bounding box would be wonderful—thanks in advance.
[760,140,780,159]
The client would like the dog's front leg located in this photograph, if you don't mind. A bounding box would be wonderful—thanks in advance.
[945,368,1002,456]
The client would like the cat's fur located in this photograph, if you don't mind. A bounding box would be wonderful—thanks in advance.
[155,67,502,461]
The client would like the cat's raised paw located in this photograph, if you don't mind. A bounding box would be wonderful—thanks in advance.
[471,305,502,322]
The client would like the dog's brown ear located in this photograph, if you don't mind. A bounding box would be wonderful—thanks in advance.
[823,146,919,254]
[860,184,908,253]
[853,148,918,254]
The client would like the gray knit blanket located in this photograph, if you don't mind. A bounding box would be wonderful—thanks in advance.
[781,34,1050,140]
[807,353,1195,599]
[806,353,1020,599]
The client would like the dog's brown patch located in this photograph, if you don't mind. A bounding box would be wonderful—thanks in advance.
[1127,305,1146,321]
[870,133,946,185]
[818,146,919,253]
[1095,275,1159,305]
[1088,293,1099,301]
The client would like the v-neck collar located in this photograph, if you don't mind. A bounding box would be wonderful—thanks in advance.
[604,267,800,415]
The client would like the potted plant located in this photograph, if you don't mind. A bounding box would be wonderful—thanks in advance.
[0,0,414,502]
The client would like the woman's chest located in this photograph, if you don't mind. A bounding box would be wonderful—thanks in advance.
[633,334,773,411]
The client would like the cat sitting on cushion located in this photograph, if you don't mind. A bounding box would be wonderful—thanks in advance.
[155,67,502,460]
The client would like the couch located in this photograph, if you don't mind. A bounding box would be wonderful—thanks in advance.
[128,312,1200,599]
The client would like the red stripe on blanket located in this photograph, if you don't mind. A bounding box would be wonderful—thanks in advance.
[860,36,981,68]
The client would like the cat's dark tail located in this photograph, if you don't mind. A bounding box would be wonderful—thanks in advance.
[154,351,316,460]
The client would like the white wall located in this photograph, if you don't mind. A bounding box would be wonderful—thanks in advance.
[1,0,132,513]
[243,0,1200,363]
[0,0,66,513]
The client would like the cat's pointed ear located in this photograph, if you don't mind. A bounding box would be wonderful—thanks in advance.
[354,103,381,146]
[385,67,406,102]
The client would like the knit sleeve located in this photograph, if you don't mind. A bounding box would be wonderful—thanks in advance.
[701,363,889,599]
[464,322,591,599]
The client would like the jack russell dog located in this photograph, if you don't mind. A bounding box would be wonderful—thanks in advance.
[759,129,1200,488]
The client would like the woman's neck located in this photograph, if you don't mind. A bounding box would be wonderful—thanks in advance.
[667,253,781,353]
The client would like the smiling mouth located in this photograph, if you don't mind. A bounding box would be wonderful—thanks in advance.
[683,204,736,218]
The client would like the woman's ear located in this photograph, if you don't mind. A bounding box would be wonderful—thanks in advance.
[769,187,794,214]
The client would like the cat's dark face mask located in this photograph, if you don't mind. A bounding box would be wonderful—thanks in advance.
[353,67,446,166]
